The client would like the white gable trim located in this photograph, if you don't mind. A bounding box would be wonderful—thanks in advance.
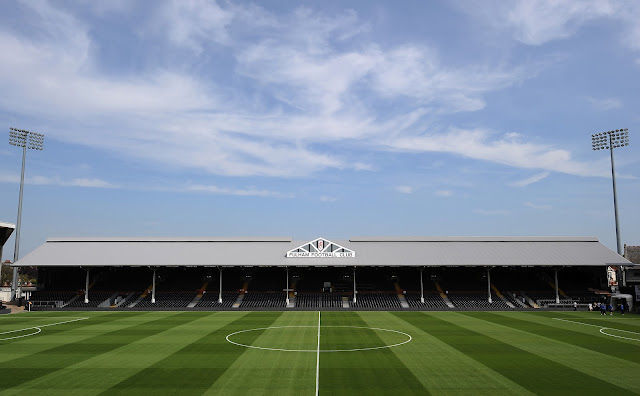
[286,237,355,258]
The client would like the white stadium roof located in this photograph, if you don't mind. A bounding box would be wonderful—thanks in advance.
[13,236,633,268]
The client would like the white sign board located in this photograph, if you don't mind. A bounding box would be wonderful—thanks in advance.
[286,238,355,258]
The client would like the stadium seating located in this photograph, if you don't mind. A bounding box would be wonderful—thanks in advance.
[239,292,286,308]
[350,292,401,309]
[134,292,196,308]
[26,265,610,311]
[65,292,114,307]
[404,292,449,308]
[296,293,343,308]
[195,292,237,308]
[447,292,511,309]
[29,291,78,307]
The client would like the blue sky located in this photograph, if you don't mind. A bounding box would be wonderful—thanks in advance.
[1,0,639,260]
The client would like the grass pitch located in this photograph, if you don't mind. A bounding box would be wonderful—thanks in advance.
[1,310,639,395]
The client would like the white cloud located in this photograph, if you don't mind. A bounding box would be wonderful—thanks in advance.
[506,1,617,45]
[0,172,118,188]
[69,178,118,188]
[353,162,374,171]
[474,209,510,216]
[524,202,552,210]
[435,190,454,197]
[395,186,413,194]
[319,196,337,202]
[152,0,234,51]
[389,129,604,177]
[510,172,550,187]
[185,184,291,197]
[465,0,640,51]
[0,2,603,181]
[585,96,622,111]
[0,170,292,197]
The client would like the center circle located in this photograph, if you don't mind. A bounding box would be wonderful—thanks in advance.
[226,325,412,352]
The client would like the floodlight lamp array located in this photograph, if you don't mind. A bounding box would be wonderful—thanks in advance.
[591,128,629,151]
[8,127,44,150]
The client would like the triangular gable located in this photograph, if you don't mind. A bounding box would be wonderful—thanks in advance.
[286,237,355,258]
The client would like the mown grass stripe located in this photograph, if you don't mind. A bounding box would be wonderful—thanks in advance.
[203,311,319,395]
[405,312,635,395]
[318,311,430,395]
[457,311,640,394]
[546,311,640,333]
[100,311,285,395]
[0,311,196,392]
[467,312,640,365]
[3,312,243,396]
[0,314,89,331]
[387,312,535,395]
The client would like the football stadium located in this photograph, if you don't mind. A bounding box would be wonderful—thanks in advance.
[2,2,640,394]
[1,235,640,394]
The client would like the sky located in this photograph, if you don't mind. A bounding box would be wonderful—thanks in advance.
[0,0,639,261]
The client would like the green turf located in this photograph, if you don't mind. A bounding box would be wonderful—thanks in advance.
[0,311,639,395]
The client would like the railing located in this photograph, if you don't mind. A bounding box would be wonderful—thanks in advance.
[30,300,63,308]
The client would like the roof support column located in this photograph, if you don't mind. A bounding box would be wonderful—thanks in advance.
[353,267,357,304]
[84,268,90,304]
[285,267,290,306]
[487,267,492,304]
[218,267,223,304]
[554,268,559,304]
[420,267,424,304]
[11,268,19,301]
[151,267,156,304]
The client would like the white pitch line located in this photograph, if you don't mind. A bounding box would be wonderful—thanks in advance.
[0,317,89,341]
[225,325,412,352]
[315,311,320,396]
[553,317,640,342]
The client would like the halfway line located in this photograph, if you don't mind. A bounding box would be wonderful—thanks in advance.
[315,311,320,396]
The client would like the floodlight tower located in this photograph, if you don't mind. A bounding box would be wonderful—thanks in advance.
[8,127,44,301]
[591,129,629,256]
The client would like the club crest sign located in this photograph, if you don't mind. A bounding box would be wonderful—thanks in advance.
[286,238,355,258]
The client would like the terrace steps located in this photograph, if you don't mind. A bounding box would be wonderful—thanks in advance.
[113,292,136,308]
[342,296,350,308]
[394,281,410,308]
[232,293,244,308]
[128,285,152,308]
[491,284,514,308]
[187,281,209,308]
[433,281,455,308]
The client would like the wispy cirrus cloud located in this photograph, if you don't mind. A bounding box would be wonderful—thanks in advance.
[389,129,605,177]
[524,202,552,210]
[319,195,337,202]
[473,209,510,216]
[464,0,640,51]
[185,184,292,198]
[395,186,413,194]
[0,171,291,198]
[0,1,608,183]
[585,96,622,111]
[0,172,119,189]
[510,172,550,187]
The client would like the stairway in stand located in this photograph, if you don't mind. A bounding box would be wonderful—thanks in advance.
[187,281,209,308]
[433,281,455,308]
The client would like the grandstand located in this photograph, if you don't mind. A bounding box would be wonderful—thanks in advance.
[11,236,636,311]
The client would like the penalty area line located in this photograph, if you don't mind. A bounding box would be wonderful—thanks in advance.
[553,317,640,342]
